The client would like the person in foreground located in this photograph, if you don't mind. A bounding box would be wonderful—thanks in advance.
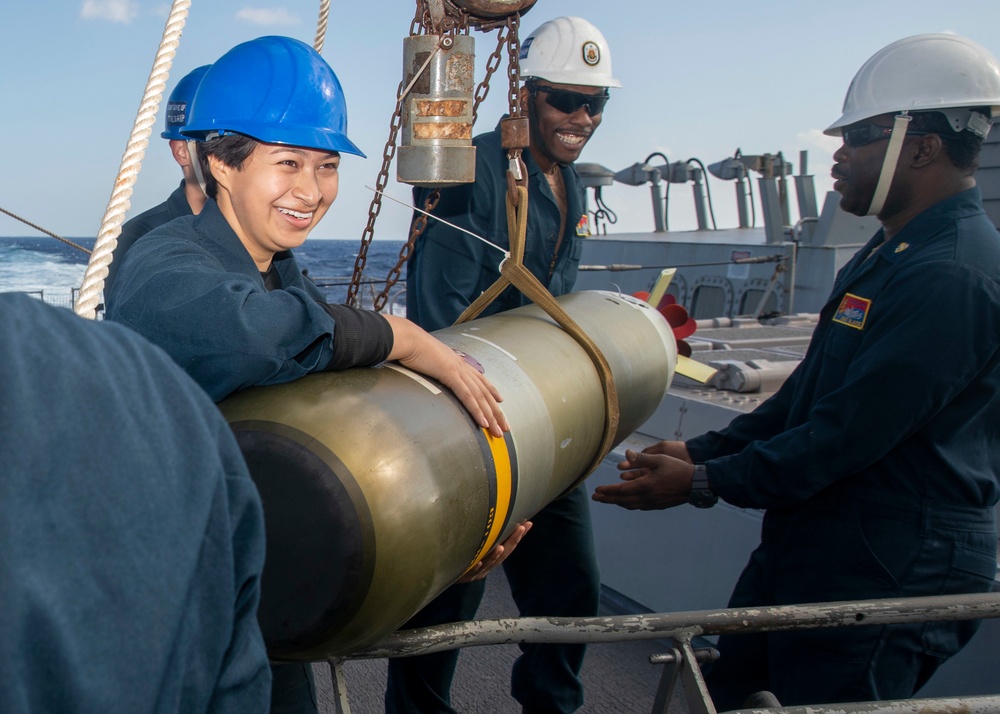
[0,293,269,713]
[393,16,619,714]
[106,35,527,714]
[105,64,211,295]
[593,33,1000,708]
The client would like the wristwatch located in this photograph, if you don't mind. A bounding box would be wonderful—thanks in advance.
[688,464,718,508]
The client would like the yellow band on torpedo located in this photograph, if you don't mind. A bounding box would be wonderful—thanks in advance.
[465,428,515,570]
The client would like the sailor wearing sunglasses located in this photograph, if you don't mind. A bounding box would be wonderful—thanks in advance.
[593,33,1000,709]
[395,16,620,714]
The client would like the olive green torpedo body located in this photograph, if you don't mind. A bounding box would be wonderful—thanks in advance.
[219,291,677,659]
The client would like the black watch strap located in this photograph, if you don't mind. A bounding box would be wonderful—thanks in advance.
[688,464,718,508]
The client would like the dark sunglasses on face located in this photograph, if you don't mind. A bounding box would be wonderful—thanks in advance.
[841,122,935,148]
[530,85,610,116]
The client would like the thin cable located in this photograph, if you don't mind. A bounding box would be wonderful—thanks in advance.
[366,186,508,257]
[0,206,91,255]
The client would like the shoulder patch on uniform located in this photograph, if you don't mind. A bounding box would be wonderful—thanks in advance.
[832,293,871,330]
[575,214,591,237]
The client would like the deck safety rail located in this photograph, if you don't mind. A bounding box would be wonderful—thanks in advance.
[322,591,1000,714]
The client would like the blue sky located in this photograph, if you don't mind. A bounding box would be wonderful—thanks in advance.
[3,1,1000,241]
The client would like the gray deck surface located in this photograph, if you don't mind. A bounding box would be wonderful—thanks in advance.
[315,574,685,713]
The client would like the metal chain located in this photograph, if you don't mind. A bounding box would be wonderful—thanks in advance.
[345,84,405,308]
[503,12,527,204]
[505,14,522,119]
[473,26,507,123]
[349,1,471,309]
[372,190,440,312]
[375,11,524,312]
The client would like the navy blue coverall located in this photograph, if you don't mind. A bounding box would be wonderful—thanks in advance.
[105,180,193,295]
[107,199,393,714]
[391,123,601,714]
[0,293,270,713]
[689,188,1000,708]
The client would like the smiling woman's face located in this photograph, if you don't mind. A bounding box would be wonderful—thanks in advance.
[211,142,341,270]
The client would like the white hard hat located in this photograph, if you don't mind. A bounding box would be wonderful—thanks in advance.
[519,16,621,88]
[825,33,1000,138]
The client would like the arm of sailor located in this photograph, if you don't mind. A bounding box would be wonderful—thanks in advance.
[383,315,509,438]
[591,449,696,510]
[707,260,1000,510]
[455,521,532,583]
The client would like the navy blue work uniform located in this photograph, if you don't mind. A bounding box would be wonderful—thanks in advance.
[107,199,392,403]
[687,188,1000,708]
[406,120,588,330]
[0,293,270,713]
[105,180,193,295]
[390,123,600,714]
[107,199,393,714]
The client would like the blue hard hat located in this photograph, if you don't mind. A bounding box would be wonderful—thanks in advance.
[181,36,365,157]
[161,65,212,140]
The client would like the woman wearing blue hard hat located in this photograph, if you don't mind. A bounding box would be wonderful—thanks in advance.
[106,35,525,713]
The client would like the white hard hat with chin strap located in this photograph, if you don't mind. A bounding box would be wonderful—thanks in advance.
[824,33,1000,217]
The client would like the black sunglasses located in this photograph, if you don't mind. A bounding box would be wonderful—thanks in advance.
[841,122,935,148]
[529,84,610,116]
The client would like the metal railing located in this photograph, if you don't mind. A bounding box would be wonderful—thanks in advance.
[324,591,1000,714]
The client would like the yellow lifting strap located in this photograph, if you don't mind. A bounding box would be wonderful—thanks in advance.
[456,184,621,484]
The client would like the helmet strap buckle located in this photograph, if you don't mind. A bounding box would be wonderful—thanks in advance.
[967,111,992,140]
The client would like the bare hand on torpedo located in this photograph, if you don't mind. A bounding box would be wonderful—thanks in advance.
[456,521,533,582]
[384,315,509,437]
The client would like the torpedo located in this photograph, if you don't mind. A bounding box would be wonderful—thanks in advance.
[219,290,678,659]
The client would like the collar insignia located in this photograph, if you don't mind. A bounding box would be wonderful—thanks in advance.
[894,242,910,254]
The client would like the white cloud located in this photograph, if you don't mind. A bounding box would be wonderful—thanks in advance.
[236,7,299,26]
[80,0,138,23]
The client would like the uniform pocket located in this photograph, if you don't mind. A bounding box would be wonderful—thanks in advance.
[821,326,864,362]
[920,537,997,659]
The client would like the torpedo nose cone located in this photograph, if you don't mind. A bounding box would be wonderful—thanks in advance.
[234,424,373,659]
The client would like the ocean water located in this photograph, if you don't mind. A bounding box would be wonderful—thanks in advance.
[0,236,408,310]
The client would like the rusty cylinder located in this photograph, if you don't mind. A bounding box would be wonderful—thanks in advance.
[397,34,477,188]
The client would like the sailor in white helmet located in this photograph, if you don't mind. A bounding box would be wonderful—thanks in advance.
[397,16,620,714]
[594,33,1000,707]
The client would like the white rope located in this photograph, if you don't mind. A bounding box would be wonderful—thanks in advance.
[75,0,191,319]
[314,0,331,53]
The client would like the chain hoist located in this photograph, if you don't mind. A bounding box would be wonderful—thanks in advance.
[350,0,534,309]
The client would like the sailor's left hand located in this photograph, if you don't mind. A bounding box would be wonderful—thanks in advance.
[456,521,532,582]
[591,449,694,510]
